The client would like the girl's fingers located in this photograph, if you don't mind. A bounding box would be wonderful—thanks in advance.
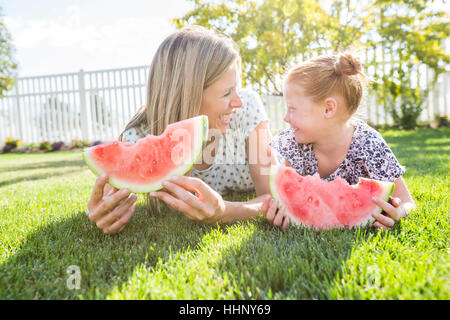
[282,215,290,230]
[390,197,401,207]
[372,221,389,230]
[104,204,136,235]
[260,195,272,216]
[372,197,400,221]
[266,199,278,224]
[96,194,138,230]
[371,211,395,228]
[273,205,286,227]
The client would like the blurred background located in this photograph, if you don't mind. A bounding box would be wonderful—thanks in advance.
[0,0,449,148]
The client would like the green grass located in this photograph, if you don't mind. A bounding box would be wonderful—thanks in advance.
[0,127,449,300]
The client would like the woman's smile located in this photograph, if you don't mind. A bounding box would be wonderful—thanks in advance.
[218,113,232,126]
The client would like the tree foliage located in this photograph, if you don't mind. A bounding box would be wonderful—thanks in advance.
[175,0,346,95]
[366,0,450,127]
[174,0,449,127]
[0,8,17,97]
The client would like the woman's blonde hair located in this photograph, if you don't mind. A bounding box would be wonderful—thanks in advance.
[285,53,367,115]
[119,25,240,213]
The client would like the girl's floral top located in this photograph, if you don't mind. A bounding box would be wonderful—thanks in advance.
[270,118,405,184]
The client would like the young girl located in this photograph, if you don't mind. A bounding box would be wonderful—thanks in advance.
[262,53,416,230]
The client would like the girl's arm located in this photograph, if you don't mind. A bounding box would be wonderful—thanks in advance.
[371,176,416,229]
[392,176,416,215]
[236,120,289,228]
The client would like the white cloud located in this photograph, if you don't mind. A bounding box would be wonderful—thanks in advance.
[3,4,177,76]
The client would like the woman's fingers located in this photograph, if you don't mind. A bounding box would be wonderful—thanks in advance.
[89,188,131,222]
[88,174,110,206]
[104,203,136,235]
[161,180,208,212]
[150,191,202,221]
[168,176,216,203]
[95,194,138,230]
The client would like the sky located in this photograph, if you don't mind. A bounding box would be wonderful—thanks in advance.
[0,0,194,77]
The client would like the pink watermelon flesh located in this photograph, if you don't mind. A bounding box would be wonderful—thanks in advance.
[270,166,395,230]
[82,115,208,193]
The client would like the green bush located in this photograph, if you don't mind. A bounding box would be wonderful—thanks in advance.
[39,141,52,151]
[378,71,427,130]
[71,139,90,149]
[24,143,40,152]
[4,137,21,148]
[434,114,449,128]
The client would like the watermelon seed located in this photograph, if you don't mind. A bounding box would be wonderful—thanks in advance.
[307,196,313,203]
[352,200,362,208]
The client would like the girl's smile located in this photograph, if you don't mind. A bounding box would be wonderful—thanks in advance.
[283,81,326,144]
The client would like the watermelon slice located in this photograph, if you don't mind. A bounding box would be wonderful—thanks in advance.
[82,115,208,193]
[269,166,395,230]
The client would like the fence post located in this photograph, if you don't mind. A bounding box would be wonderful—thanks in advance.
[444,73,448,116]
[78,69,92,141]
[15,84,28,143]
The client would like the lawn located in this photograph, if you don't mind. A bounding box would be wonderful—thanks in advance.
[0,127,448,300]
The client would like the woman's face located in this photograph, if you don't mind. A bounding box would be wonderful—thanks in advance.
[200,61,243,134]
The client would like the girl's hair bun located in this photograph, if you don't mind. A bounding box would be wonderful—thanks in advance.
[334,53,362,76]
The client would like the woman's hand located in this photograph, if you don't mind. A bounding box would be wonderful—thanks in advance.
[371,196,407,230]
[149,175,226,224]
[260,196,290,230]
[86,174,138,235]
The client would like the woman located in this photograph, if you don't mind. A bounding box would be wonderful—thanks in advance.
[86,25,285,235]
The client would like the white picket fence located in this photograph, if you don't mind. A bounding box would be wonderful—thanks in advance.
[0,65,449,145]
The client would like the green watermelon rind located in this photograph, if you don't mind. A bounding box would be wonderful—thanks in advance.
[82,115,209,193]
[269,165,395,229]
[357,177,395,227]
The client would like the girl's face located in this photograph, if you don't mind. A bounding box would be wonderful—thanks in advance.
[200,61,243,134]
[283,81,326,144]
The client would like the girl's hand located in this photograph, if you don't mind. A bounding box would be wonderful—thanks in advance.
[261,196,290,230]
[86,174,138,235]
[149,175,226,224]
[371,196,405,230]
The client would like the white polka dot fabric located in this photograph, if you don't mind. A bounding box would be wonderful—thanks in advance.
[122,88,269,195]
